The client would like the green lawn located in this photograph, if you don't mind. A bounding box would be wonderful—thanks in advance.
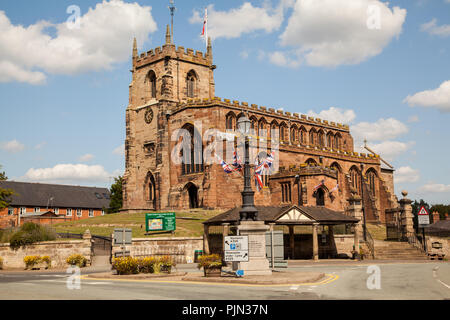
[52,209,223,238]
[366,223,387,240]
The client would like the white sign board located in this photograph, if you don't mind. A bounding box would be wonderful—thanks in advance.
[418,206,430,227]
[418,215,430,225]
[224,236,249,262]
[224,251,249,262]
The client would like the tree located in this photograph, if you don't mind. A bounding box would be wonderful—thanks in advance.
[0,165,13,210]
[108,176,123,213]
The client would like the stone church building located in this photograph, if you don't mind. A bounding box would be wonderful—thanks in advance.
[122,27,398,223]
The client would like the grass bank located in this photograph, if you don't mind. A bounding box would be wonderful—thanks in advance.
[52,209,223,238]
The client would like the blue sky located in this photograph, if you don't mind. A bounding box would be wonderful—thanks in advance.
[0,0,449,204]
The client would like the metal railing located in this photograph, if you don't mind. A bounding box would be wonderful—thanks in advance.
[405,231,426,254]
[56,232,83,239]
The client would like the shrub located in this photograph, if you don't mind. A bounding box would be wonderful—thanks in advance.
[23,255,52,269]
[9,223,56,250]
[66,254,88,268]
[159,255,175,273]
[112,257,139,275]
[0,257,3,270]
[197,254,222,269]
[138,257,158,274]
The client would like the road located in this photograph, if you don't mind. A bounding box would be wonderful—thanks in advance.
[0,261,449,300]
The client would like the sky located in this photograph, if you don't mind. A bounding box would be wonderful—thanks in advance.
[0,0,449,204]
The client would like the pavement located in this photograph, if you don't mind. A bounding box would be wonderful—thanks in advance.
[0,260,448,299]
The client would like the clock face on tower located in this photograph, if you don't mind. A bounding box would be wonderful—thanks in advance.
[144,108,154,124]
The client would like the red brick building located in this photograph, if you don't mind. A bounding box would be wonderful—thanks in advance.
[0,181,110,228]
[122,29,398,223]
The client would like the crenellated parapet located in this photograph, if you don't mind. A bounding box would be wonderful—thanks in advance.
[134,44,213,70]
[173,97,351,132]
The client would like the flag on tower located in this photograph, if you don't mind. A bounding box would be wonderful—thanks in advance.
[201,8,208,48]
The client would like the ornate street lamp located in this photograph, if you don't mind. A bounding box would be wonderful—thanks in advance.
[237,116,258,221]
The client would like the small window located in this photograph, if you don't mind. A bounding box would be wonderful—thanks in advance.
[20,207,26,215]
[66,209,72,217]
[34,207,40,213]
[8,207,14,215]
[95,193,102,199]
[77,209,82,217]
[89,209,94,217]
[281,182,292,203]
[54,208,59,215]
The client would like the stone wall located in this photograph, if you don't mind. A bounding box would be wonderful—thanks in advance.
[0,239,93,269]
[333,234,363,258]
[112,237,203,264]
[425,235,450,258]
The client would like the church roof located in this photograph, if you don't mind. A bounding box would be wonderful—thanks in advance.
[204,205,359,225]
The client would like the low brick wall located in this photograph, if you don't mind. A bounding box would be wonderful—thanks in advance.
[112,237,203,264]
[0,239,92,269]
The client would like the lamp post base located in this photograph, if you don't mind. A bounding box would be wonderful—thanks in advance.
[237,221,272,276]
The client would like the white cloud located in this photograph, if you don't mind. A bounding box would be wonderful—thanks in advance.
[240,50,249,59]
[407,115,419,123]
[79,154,94,162]
[113,144,125,156]
[418,183,450,194]
[189,2,289,39]
[34,142,47,150]
[421,18,450,37]
[270,0,406,67]
[23,163,112,182]
[364,141,415,161]
[404,80,450,112]
[351,118,409,142]
[1,139,25,153]
[395,166,420,183]
[0,0,157,85]
[307,107,356,125]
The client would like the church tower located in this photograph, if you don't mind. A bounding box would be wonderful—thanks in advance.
[123,27,216,212]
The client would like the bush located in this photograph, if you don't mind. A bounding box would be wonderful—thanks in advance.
[23,255,51,269]
[197,254,223,269]
[9,223,56,250]
[112,257,139,275]
[66,254,88,268]
[159,255,175,273]
[138,257,158,274]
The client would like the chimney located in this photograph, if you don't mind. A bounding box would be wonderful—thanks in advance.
[432,211,440,223]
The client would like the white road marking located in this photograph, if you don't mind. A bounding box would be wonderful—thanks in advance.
[432,267,450,290]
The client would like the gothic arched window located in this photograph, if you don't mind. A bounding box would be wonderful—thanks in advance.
[226,112,235,130]
[148,71,157,98]
[180,124,204,175]
[366,169,377,196]
[349,166,360,194]
[186,70,196,98]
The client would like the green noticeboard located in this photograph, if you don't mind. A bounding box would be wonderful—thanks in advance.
[145,212,176,232]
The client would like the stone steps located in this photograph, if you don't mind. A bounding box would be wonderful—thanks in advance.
[373,240,427,260]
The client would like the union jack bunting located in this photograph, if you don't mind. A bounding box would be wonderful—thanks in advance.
[264,151,275,169]
[232,151,242,170]
[215,154,234,174]
[313,179,325,191]
[254,172,264,191]
[330,183,339,193]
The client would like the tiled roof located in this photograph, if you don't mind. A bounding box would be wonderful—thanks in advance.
[0,181,110,209]
[204,205,359,225]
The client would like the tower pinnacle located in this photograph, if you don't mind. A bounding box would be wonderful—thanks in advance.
[165,24,172,44]
[132,37,138,58]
